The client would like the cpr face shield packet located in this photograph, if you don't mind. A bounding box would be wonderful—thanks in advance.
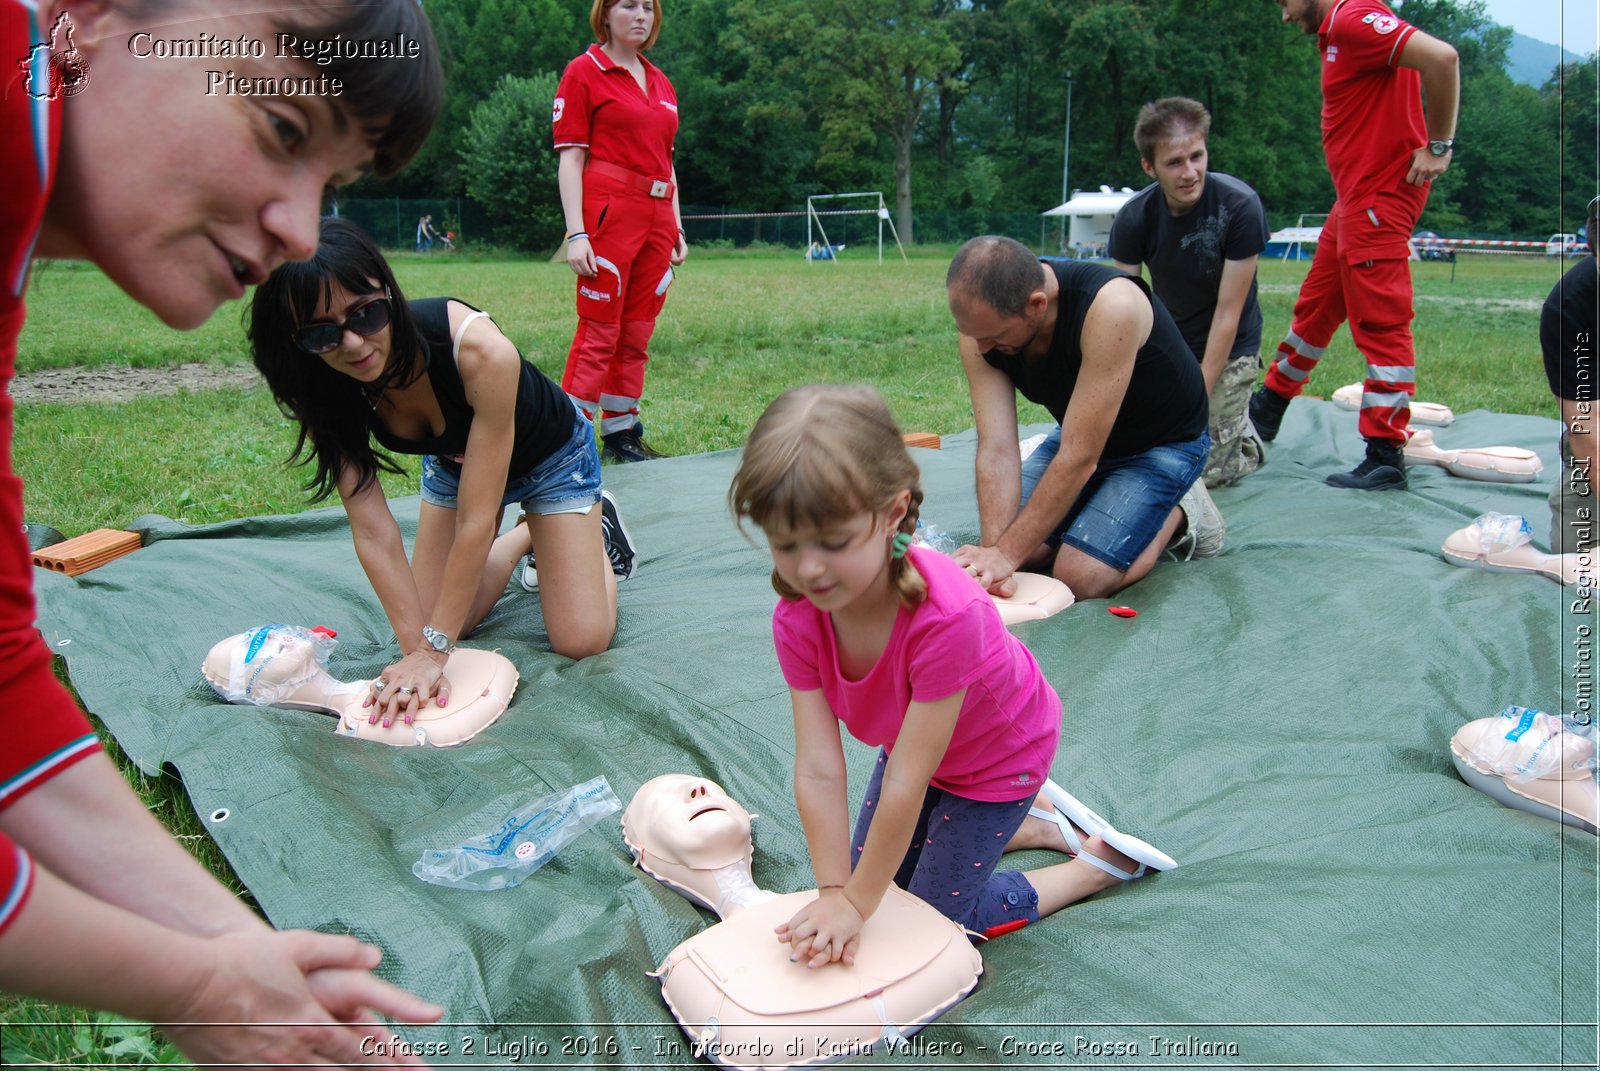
[413,776,622,890]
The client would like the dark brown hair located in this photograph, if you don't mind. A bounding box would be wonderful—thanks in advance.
[1133,97,1211,163]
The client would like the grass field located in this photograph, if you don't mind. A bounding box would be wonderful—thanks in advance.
[1,246,1579,1062]
[13,248,1571,536]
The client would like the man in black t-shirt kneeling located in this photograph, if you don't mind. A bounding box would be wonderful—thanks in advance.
[1109,97,1269,489]
[946,235,1223,601]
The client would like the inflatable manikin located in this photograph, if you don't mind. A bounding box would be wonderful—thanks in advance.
[1441,513,1595,586]
[1332,383,1455,427]
[201,625,518,748]
[1450,707,1598,836]
[1403,428,1544,483]
[990,571,1075,625]
[622,774,983,1071]
[913,494,1076,628]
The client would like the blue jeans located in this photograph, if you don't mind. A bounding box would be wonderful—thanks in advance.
[419,402,602,516]
[1020,427,1209,571]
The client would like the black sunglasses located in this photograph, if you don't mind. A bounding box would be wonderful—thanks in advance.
[295,290,393,355]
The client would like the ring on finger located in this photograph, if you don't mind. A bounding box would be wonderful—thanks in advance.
[374,678,388,690]
[399,686,415,697]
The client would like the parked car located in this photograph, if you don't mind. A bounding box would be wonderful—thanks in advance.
[1547,233,1582,257]
[1412,229,1455,262]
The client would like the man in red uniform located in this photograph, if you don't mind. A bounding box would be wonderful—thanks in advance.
[552,0,686,464]
[1250,0,1459,490]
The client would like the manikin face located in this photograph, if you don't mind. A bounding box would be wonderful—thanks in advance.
[605,0,654,48]
[305,280,394,386]
[949,292,1048,358]
[624,774,753,869]
[39,1,377,329]
[1142,130,1209,216]
[765,507,902,617]
[1278,0,1323,35]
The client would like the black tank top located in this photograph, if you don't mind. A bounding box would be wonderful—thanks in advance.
[368,298,575,480]
[982,261,1208,460]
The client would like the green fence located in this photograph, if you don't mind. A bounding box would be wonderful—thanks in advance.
[332,197,492,251]
[336,199,1095,255]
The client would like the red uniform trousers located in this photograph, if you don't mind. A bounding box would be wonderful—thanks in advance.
[1263,197,1422,445]
[561,168,677,436]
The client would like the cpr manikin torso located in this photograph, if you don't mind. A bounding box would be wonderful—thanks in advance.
[622,774,983,1070]
[1451,709,1598,836]
[201,625,517,747]
[1404,428,1543,483]
[1441,513,1593,586]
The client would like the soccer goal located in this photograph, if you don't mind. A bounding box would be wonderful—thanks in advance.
[805,192,908,265]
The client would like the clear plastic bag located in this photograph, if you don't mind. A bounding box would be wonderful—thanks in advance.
[912,520,957,555]
[1465,513,1534,554]
[205,625,339,705]
[1461,705,1598,783]
[413,776,623,890]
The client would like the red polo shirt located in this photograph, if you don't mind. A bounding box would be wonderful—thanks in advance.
[552,43,678,180]
[1,0,102,839]
[1318,0,1427,222]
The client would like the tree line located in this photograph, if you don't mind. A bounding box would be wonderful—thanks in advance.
[378,0,1596,250]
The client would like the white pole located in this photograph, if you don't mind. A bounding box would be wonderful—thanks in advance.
[1060,71,1073,252]
[878,194,884,265]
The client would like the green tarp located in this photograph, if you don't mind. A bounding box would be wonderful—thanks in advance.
[35,399,1598,1067]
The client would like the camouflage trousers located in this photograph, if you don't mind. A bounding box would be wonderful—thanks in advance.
[1203,353,1266,488]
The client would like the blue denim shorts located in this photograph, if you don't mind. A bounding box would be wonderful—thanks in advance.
[1020,426,1210,571]
[419,402,602,516]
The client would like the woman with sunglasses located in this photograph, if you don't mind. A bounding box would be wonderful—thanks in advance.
[250,218,632,727]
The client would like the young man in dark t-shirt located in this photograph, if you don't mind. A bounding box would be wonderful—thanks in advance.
[945,235,1224,601]
[1110,97,1269,488]
[1542,197,1599,555]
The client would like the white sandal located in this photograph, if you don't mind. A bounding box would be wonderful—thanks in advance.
[1027,779,1179,881]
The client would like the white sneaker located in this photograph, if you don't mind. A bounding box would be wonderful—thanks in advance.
[1172,480,1226,559]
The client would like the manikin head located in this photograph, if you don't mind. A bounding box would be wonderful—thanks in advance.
[623,774,779,918]
[623,774,754,870]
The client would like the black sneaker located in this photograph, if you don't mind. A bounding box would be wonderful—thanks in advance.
[1325,441,1408,490]
[602,425,666,464]
[599,490,638,580]
[1248,386,1291,443]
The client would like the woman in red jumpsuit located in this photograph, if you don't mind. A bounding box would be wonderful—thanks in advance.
[553,0,688,463]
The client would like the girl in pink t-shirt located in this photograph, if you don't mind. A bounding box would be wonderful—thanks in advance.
[730,385,1170,968]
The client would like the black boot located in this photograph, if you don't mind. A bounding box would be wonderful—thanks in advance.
[1325,440,1407,490]
[1248,386,1291,443]
[601,424,667,463]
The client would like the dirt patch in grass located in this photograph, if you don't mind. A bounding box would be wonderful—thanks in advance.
[10,363,262,404]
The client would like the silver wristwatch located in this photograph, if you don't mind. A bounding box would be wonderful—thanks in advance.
[422,625,453,653]
[1427,138,1454,157]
